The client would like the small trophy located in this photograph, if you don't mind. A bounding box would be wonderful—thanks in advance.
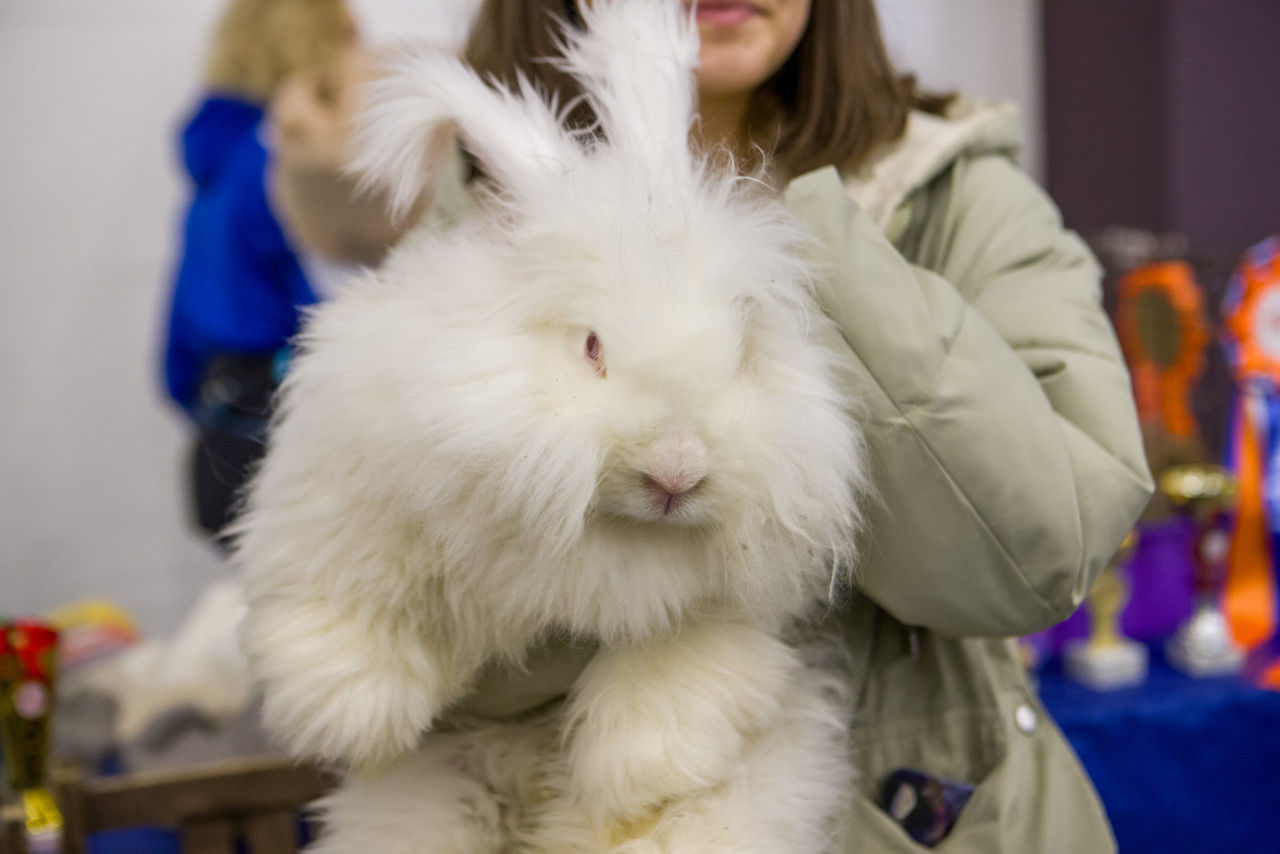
[1064,532,1148,689]
[1161,465,1245,676]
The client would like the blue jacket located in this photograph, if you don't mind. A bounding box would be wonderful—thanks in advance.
[163,95,318,414]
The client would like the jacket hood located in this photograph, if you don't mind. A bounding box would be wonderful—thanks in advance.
[842,98,1022,230]
[180,95,265,188]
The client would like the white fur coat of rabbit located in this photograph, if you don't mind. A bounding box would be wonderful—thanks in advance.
[236,2,868,851]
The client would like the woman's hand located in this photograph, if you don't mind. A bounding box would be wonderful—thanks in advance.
[267,45,434,266]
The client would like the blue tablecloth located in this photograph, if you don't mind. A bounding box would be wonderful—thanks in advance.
[89,823,314,854]
[1037,644,1280,853]
[89,829,178,854]
[87,816,311,853]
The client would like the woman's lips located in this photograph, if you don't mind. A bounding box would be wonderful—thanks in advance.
[692,1,761,28]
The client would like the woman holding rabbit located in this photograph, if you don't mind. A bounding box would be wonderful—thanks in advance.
[266,1,1151,850]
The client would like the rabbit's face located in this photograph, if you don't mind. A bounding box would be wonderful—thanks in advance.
[474,177,861,567]
[557,288,748,531]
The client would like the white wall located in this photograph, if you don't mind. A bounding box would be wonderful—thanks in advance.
[0,0,1042,635]
[879,0,1045,179]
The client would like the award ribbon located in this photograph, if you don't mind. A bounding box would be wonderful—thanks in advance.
[1221,237,1280,650]
[1116,261,1208,438]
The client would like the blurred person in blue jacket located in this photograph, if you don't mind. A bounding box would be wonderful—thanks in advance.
[164,0,376,545]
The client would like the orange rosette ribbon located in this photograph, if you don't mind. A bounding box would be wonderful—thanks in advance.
[1115,260,1208,439]
[1222,238,1280,651]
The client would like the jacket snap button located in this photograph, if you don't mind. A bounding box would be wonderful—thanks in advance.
[1014,704,1037,734]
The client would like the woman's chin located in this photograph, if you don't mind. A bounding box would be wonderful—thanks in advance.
[696,45,779,98]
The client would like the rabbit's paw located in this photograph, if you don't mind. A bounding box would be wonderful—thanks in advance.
[258,653,442,770]
[245,601,451,769]
[563,621,800,823]
[309,735,508,854]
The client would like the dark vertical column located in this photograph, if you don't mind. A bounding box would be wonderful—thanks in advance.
[1042,0,1171,236]
[1042,0,1280,255]
[1166,1,1280,254]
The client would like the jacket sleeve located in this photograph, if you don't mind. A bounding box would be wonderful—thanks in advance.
[784,158,1153,638]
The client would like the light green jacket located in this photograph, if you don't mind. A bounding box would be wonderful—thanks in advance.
[440,101,1154,853]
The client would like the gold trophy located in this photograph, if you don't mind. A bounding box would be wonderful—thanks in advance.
[1064,532,1148,689]
[1161,465,1245,675]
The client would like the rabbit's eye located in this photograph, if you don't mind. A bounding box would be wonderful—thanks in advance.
[585,331,606,377]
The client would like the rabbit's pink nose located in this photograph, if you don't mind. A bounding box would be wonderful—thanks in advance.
[642,432,708,514]
[643,470,706,515]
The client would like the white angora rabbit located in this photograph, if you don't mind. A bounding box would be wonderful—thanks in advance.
[236,1,869,850]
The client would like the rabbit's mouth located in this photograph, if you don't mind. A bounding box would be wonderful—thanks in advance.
[641,472,708,520]
[591,473,716,529]
[590,434,715,526]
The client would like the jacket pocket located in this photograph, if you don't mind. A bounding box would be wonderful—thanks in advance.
[844,706,1006,852]
[841,693,1116,854]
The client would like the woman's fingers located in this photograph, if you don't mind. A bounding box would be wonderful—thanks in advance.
[271,46,376,170]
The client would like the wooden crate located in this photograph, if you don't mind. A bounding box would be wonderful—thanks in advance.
[1,756,335,854]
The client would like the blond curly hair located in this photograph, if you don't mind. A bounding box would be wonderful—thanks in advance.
[204,0,352,104]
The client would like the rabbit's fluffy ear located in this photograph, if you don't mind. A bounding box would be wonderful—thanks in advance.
[350,50,580,219]
[558,0,699,174]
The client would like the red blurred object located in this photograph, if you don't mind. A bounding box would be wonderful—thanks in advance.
[0,620,59,682]
[1,619,60,793]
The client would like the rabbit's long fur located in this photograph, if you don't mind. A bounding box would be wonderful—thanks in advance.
[236,2,868,850]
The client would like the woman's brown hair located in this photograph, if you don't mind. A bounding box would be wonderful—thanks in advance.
[463,0,952,180]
